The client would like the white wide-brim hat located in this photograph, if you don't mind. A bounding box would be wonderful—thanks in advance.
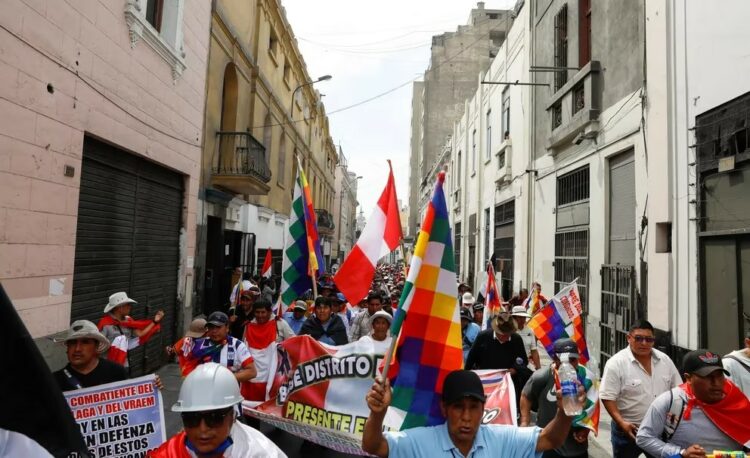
[511,305,532,318]
[55,320,110,353]
[104,291,137,313]
[369,310,393,326]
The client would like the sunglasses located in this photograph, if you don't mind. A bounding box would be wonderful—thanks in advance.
[630,335,656,343]
[181,408,233,428]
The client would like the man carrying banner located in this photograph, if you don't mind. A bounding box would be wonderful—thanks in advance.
[191,311,257,383]
[230,286,261,339]
[241,299,293,402]
[150,363,286,457]
[300,296,349,345]
[600,320,682,458]
[465,310,530,408]
[636,350,750,457]
[362,370,584,457]
[53,320,128,391]
[520,338,598,458]
[283,300,309,334]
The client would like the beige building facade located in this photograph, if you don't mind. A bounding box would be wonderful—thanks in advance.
[0,0,211,370]
[196,0,338,312]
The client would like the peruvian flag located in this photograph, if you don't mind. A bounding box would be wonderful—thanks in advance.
[334,161,402,303]
[107,335,129,365]
[261,248,273,279]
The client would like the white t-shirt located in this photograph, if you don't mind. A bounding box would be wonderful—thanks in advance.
[724,349,750,398]
[516,326,538,357]
[600,347,682,424]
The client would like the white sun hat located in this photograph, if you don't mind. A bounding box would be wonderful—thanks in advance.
[103,292,137,314]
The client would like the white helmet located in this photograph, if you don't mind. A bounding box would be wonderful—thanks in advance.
[172,363,243,412]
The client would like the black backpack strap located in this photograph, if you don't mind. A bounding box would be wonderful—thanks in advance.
[63,368,83,390]
[661,387,686,442]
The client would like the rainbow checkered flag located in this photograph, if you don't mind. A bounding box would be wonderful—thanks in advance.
[551,364,600,435]
[280,158,325,308]
[385,171,463,430]
[527,281,590,363]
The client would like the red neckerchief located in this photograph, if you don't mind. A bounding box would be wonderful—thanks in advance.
[680,380,750,447]
[147,431,192,458]
[244,319,276,349]
[98,314,161,345]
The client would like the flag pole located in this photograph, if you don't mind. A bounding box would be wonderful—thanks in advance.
[380,327,401,382]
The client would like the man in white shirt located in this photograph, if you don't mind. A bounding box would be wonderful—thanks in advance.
[600,320,682,458]
[723,330,750,398]
[512,305,541,370]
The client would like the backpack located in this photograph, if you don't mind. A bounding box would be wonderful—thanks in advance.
[661,387,687,441]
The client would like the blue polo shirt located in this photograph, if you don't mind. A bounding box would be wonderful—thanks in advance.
[384,422,542,458]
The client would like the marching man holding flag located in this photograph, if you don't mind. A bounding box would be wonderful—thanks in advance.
[362,172,585,458]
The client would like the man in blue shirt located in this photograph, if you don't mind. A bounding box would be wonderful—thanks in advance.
[362,370,580,457]
[283,300,308,334]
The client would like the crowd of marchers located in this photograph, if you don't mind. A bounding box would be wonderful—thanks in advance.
[51,263,750,457]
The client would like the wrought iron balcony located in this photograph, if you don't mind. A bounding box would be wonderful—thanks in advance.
[315,208,335,235]
[212,131,271,195]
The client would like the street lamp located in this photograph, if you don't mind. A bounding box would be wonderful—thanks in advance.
[290,75,332,121]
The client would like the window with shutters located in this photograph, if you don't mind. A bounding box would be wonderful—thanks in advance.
[554,4,569,91]
[579,0,591,67]
[494,200,515,300]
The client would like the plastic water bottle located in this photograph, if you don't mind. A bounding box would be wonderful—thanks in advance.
[559,359,582,416]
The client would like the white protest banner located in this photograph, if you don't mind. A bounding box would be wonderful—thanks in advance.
[64,374,165,458]
[550,281,583,324]
[242,336,515,454]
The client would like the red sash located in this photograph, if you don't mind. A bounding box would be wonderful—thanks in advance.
[147,432,192,458]
[681,381,750,447]
[98,315,161,345]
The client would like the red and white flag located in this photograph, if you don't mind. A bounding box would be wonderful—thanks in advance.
[261,248,273,279]
[334,161,402,303]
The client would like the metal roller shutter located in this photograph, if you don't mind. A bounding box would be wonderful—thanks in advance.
[71,137,183,375]
[608,150,636,266]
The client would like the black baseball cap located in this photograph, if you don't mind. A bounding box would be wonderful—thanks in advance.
[207,311,229,327]
[553,338,580,359]
[472,303,484,311]
[442,370,486,404]
[683,349,729,377]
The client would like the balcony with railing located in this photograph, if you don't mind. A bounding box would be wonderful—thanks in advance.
[212,132,272,195]
[545,61,602,152]
[315,208,335,236]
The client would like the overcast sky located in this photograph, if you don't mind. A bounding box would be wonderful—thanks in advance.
[282,0,517,216]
